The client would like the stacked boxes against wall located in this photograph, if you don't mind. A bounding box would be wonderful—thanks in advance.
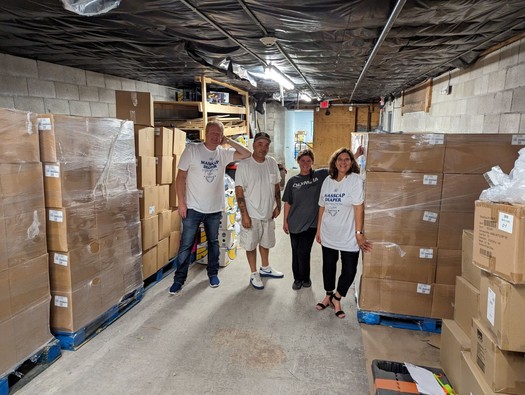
[452,202,525,394]
[358,133,525,321]
[0,109,53,377]
[116,91,185,278]
[40,114,142,333]
[195,176,239,267]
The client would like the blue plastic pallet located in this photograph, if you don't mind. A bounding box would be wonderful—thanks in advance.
[143,256,179,291]
[54,286,144,351]
[0,338,61,395]
[357,309,442,333]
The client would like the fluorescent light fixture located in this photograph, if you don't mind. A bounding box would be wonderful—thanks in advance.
[265,66,294,90]
[299,93,311,102]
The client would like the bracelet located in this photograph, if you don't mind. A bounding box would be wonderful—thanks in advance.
[356,231,364,235]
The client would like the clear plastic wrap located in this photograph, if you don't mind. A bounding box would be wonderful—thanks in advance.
[480,148,525,204]
[61,0,121,16]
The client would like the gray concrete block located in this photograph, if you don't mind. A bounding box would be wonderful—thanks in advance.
[0,76,28,96]
[449,115,461,133]
[499,113,521,134]
[482,114,501,133]
[0,95,15,109]
[79,85,99,102]
[13,97,44,113]
[44,98,70,114]
[492,91,513,113]
[135,81,149,92]
[505,64,525,89]
[462,79,476,97]
[27,79,56,98]
[519,38,525,64]
[38,60,86,85]
[90,102,109,118]
[86,71,106,88]
[108,104,116,118]
[99,88,116,103]
[105,76,122,90]
[520,114,525,134]
[468,114,484,133]
[474,75,489,96]
[488,70,507,93]
[55,82,80,100]
[0,53,38,78]
[479,50,499,75]
[511,86,525,112]
[121,79,136,91]
[147,83,160,96]
[69,101,91,116]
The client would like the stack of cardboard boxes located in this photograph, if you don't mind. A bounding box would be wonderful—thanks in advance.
[358,133,525,320]
[40,114,143,333]
[116,90,185,279]
[0,109,54,377]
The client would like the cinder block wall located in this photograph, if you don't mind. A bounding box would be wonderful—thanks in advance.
[384,36,525,134]
[0,53,178,116]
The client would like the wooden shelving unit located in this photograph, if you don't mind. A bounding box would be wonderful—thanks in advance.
[154,76,250,140]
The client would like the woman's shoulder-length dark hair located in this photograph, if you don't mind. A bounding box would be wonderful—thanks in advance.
[328,147,360,179]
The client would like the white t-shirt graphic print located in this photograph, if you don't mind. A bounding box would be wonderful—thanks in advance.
[318,173,364,251]
[178,143,234,213]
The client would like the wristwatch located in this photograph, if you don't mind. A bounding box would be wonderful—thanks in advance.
[356,231,364,235]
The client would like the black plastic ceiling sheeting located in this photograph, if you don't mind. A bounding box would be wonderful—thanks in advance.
[0,0,524,103]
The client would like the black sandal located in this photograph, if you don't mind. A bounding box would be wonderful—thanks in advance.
[330,294,346,319]
[316,291,333,311]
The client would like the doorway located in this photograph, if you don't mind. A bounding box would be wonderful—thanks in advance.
[284,109,314,170]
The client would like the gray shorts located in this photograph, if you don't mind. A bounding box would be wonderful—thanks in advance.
[239,218,276,251]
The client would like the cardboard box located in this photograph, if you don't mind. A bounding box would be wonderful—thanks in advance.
[43,163,94,207]
[157,237,169,271]
[169,177,178,208]
[139,186,158,219]
[4,208,47,267]
[169,231,180,259]
[0,270,10,322]
[154,127,174,157]
[440,319,470,395]
[435,249,461,285]
[49,245,100,292]
[365,172,442,212]
[479,272,525,352]
[156,156,173,185]
[460,351,499,395]
[454,275,480,336]
[158,210,171,240]
[156,185,168,212]
[37,114,57,162]
[220,210,237,231]
[473,201,525,284]
[0,108,40,164]
[219,229,237,249]
[136,157,156,188]
[173,128,186,156]
[1,163,45,213]
[358,277,433,317]
[444,134,524,174]
[134,126,155,157]
[462,229,481,289]
[46,204,98,252]
[171,210,181,231]
[140,216,158,251]
[440,173,488,212]
[437,211,474,250]
[471,318,525,394]
[8,254,50,316]
[431,283,455,319]
[142,246,157,279]
[366,133,445,173]
[196,246,236,267]
[362,244,436,283]
[365,209,439,246]
[115,91,154,126]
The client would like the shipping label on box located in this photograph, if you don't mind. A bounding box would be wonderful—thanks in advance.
[473,201,525,284]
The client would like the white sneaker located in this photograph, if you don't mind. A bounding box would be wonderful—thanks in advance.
[250,272,264,290]
[259,266,284,278]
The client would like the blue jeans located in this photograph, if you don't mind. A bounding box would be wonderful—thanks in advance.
[173,209,221,285]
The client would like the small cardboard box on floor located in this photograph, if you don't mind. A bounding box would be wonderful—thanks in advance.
[440,319,470,395]
[473,201,525,284]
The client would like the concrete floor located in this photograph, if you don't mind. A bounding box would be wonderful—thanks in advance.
[18,212,371,395]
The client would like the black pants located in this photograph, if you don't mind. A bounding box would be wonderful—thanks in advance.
[321,246,360,297]
[289,227,317,282]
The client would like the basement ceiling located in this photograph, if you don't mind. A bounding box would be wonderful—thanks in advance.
[0,0,524,103]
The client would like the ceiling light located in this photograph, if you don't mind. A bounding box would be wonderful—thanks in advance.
[300,93,311,102]
[265,66,294,91]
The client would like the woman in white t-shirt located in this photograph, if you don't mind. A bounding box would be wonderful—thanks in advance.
[315,148,372,319]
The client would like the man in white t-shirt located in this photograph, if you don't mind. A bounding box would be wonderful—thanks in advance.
[169,121,251,294]
[235,132,284,290]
